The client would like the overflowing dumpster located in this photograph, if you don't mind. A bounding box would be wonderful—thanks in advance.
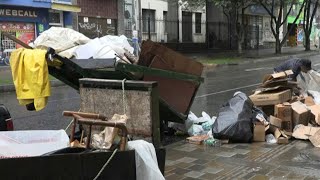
[1,30,204,180]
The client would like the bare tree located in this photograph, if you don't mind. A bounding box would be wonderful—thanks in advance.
[303,0,319,51]
[258,0,305,54]
[214,0,254,54]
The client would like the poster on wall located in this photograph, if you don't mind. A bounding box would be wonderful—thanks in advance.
[0,22,35,49]
[16,32,35,48]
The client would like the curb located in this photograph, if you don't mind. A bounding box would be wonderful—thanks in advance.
[202,51,319,67]
[0,80,66,93]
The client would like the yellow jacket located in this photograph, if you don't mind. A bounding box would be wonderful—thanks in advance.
[10,48,51,111]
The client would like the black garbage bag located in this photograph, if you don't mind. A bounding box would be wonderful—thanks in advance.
[252,107,269,123]
[212,92,254,143]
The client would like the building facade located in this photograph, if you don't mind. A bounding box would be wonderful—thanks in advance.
[0,0,80,51]
[77,0,119,39]
[206,3,282,49]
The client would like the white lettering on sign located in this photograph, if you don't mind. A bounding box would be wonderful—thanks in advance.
[0,9,37,18]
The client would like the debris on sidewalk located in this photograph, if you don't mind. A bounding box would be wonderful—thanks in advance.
[212,92,255,143]
[186,70,320,148]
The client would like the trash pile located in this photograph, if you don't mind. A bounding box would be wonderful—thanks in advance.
[32,27,138,63]
[185,70,320,147]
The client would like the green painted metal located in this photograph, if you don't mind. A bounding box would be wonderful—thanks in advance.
[115,63,204,84]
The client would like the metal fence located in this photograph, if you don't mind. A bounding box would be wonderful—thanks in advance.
[124,19,261,50]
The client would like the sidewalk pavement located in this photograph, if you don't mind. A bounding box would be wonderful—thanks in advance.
[165,140,320,180]
[185,46,320,64]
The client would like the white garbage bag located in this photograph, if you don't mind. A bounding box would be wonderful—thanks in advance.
[298,70,320,95]
[74,35,134,60]
[33,27,90,57]
[0,130,69,159]
[127,140,165,180]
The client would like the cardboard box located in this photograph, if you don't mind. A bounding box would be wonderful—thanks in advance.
[253,122,266,142]
[291,101,310,127]
[309,105,320,125]
[249,89,292,106]
[277,137,289,144]
[268,126,289,144]
[258,105,274,116]
[274,103,292,122]
[304,96,315,106]
[269,115,292,132]
[309,130,320,147]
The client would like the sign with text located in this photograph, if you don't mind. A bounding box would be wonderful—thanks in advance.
[0,9,37,18]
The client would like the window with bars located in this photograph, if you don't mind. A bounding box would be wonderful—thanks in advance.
[142,9,155,33]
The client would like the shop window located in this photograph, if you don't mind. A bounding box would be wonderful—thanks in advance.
[142,9,155,33]
[49,10,63,27]
[195,13,202,34]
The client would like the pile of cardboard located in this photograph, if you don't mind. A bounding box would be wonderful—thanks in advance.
[249,71,320,146]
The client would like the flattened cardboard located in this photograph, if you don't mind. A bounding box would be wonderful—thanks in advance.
[309,105,320,125]
[309,130,320,147]
[292,125,320,140]
[254,122,266,142]
[291,101,310,127]
[186,135,209,145]
[263,70,294,83]
[305,96,316,106]
[249,89,292,106]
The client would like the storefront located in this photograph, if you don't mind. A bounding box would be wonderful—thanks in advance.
[0,6,49,51]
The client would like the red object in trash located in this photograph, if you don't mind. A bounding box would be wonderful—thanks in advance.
[6,118,14,131]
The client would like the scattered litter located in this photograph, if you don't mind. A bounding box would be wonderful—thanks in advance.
[186,135,209,145]
[292,125,320,140]
[266,134,277,144]
[204,137,221,147]
[186,111,215,136]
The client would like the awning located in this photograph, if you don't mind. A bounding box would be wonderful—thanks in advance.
[51,3,81,13]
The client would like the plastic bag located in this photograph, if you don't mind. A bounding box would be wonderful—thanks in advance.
[0,130,69,158]
[265,134,277,144]
[212,92,254,143]
[297,70,320,95]
[188,124,204,136]
[33,27,90,55]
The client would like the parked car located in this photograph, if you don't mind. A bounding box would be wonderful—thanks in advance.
[0,104,13,131]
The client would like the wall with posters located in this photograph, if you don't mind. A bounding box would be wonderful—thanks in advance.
[0,6,49,51]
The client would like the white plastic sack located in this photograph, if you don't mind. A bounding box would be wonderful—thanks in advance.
[74,35,133,60]
[34,27,90,56]
[185,111,198,131]
[127,140,165,180]
[0,130,69,158]
[298,70,320,95]
[188,124,204,136]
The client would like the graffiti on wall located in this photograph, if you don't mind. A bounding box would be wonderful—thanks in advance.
[263,21,275,41]
[78,17,117,39]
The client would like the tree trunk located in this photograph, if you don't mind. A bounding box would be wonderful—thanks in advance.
[305,34,311,51]
[238,39,243,54]
[275,36,281,54]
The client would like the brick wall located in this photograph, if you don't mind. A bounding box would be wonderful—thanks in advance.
[78,0,118,19]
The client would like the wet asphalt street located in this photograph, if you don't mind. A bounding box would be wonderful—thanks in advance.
[2,55,320,130]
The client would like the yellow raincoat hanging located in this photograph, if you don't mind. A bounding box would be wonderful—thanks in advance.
[10,48,51,111]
